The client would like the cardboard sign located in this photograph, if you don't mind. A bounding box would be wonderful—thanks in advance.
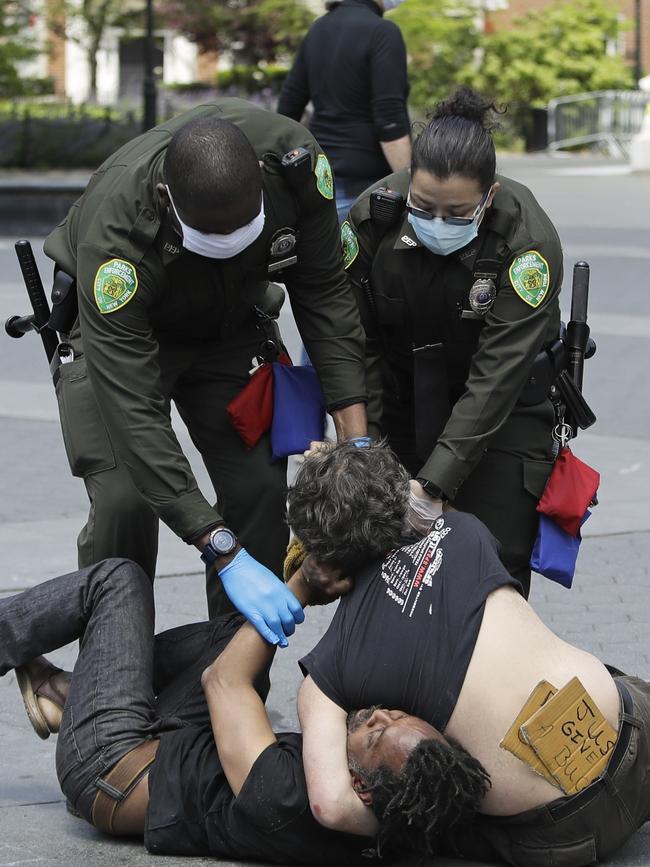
[500,681,561,788]
[520,677,618,795]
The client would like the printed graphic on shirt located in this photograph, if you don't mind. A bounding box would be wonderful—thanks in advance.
[315,153,334,200]
[382,518,451,618]
[94,258,138,314]
[509,250,550,308]
[341,220,359,269]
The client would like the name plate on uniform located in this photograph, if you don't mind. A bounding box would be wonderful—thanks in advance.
[500,680,560,787]
[520,677,618,795]
[268,256,298,273]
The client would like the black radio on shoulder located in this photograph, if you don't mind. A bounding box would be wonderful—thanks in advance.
[370,187,405,227]
[281,147,312,188]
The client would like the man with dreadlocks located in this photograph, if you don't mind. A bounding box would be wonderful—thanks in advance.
[1,549,486,861]
[288,442,650,866]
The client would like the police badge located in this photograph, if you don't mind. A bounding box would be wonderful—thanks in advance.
[468,278,496,316]
[268,228,298,274]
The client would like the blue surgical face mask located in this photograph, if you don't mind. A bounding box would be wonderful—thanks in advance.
[407,212,479,256]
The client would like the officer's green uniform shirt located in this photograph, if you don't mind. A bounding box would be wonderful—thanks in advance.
[343,168,562,502]
[44,99,366,543]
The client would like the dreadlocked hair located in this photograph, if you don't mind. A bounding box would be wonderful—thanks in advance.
[357,736,490,857]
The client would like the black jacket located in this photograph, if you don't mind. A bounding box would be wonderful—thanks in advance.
[278,0,410,181]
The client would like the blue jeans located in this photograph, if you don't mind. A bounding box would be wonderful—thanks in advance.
[335,177,374,224]
[0,559,246,822]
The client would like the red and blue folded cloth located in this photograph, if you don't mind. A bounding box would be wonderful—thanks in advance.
[531,447,600,588]
[227,355,326,459]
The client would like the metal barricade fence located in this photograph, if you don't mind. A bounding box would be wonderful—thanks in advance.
[547,90,650,156]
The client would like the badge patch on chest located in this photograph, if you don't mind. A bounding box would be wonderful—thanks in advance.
[93,258,138,314]
[340,220,359,269]
[315,153,334,200]
[468,277,497,316]
[509,250,550,308]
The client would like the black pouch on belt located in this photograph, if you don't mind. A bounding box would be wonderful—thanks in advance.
[412,342,451,464]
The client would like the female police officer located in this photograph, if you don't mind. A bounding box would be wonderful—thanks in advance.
[341,88,562,595]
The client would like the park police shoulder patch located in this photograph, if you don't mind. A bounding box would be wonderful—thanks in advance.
[509,250,550,308]
[315,153,334,200]
[341,220,359,269]
[93,258,138,314]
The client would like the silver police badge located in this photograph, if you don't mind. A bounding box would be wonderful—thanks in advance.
[268,229,298,274]
[468,278,496,316]
[269,229,297,258]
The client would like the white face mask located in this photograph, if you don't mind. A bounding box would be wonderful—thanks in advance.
[382,0,406,9]
[166,186,265,259]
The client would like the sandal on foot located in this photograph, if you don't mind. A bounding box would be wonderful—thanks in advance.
[15,657,67,740]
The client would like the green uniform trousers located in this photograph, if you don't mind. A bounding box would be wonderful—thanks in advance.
[382,396,555,598]
[55,319,288,617]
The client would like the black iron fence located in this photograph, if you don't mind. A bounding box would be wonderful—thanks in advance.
[0,103,142,168]
[0,79,286,169]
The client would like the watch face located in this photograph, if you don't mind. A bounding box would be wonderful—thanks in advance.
[211,528,237,555]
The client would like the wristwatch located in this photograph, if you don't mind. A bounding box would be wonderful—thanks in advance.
[416,478,448,502]
[201,527,238,567]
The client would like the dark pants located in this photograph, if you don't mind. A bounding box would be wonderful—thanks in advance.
[384,395,555,597]
[56,318,288,617]
[0,559,245,823]
[443,676,650,866]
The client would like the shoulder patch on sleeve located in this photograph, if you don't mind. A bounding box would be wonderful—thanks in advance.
[93,258,138,314]
[508,250,550,308]
[341,220,359,270]
[315,153,334,200]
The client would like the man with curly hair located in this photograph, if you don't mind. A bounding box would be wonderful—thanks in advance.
[289,442,650,866]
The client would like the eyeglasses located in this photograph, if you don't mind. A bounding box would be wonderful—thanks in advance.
[406,186,492,226]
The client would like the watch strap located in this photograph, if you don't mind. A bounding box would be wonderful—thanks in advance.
[416,477,448,501]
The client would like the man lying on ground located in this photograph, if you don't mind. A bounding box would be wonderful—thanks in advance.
[0,556,487,861]
[287,442,650,866]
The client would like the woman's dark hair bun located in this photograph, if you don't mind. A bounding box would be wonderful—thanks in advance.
[433,87,501,131]
[412,86,500,188]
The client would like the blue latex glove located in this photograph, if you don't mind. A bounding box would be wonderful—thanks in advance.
[218,548,305,647]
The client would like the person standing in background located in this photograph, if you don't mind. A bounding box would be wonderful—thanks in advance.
[278,0,411,223]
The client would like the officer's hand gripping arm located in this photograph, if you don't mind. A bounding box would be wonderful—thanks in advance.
[217,549,305,647]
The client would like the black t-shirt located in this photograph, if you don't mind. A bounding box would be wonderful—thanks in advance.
[277,0,410,181]
[300,512,520,729]
[145,727,372,865]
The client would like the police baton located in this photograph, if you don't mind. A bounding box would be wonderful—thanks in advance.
[5,240,59,365]
[553,261,597,435]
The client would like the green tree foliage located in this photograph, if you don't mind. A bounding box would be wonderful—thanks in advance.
[160,0,316,67]
[476,0,634,110]
[389,0,479,112]
[0,1,37,97]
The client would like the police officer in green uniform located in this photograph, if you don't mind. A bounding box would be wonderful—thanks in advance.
[341,89,562,596]
[43,98,369,643]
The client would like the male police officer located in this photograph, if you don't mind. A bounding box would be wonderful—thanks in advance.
[43,98,368,641]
